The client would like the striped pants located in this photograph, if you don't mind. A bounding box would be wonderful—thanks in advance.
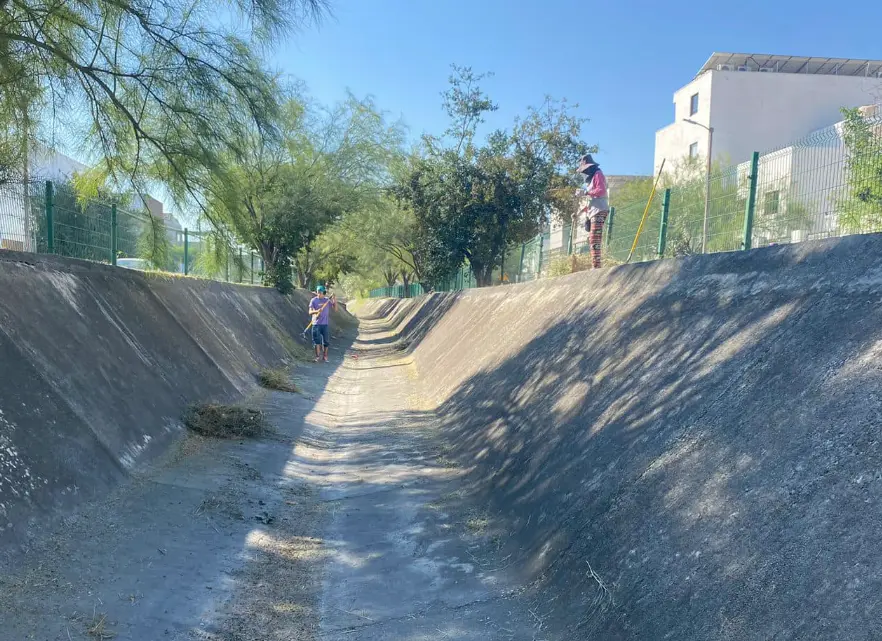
[585,209,609,269]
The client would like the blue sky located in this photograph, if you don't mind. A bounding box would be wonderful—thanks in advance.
[271,0,882,176]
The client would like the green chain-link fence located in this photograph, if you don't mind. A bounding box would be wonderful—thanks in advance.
[0,178,265,284]
[0,179,43,252]
[370,112,882,298]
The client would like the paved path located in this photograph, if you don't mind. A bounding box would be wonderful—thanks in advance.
[314,319,541,641]
[0,317,546,640]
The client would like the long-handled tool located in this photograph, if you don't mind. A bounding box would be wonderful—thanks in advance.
[626,158,666,264]
[301,297,332,338]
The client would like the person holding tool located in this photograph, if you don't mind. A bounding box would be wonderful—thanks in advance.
[575,154,609,269]
[308,285,336,363]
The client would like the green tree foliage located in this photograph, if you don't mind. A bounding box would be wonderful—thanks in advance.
[609,176,653,207]
[208,93,405,292]
[136,212,170,269]
[609,158,742,259]
[294,224,357,289]
[32,178,141,261]
[356,153,431,288]
[839,108,882,232]
[0,0,328,204]
[395,66,593,287]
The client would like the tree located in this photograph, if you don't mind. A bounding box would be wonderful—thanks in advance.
[294,224,357,289]
[609,176,654,207]
[0,0,328,207]
[136,211,170,269]
[839,107,882,233]
[208,93,405,292]
[395,66,593,287]
[31,178,143,262]
[358,189,428,287]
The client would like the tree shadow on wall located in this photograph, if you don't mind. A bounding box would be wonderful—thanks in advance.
[429,243,882,640]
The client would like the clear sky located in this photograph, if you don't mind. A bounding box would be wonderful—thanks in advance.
[270,0,882,176]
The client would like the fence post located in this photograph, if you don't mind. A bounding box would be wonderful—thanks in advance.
[742,151,760,251]
[658,189,671,258]
[536,233,544,278]
[45,180,54,253]
[606,207,615,247]
[183,229,189,275]
[238,247,243,283]
[250,253,254,284]
[517,242,526,283]
[110,203,118,265]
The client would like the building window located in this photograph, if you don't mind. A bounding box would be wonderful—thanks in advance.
[763,190,781,216]
[689,142,699,158]
[690,93,699,116]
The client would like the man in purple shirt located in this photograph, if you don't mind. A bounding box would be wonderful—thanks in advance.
[309,285,336,362]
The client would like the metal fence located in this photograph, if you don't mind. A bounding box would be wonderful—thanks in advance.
[0,178,265,284]
[369,283,426,298]
[370,111,882,297]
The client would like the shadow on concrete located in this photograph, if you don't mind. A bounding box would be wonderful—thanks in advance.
[353,294,458,354]
[1,337,357,640]
[367,236,882,640]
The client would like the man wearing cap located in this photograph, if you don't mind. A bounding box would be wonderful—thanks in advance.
[576,154,609,269]
[308,285,336,363]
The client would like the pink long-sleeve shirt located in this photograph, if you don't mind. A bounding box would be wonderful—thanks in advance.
[586,170,607,199]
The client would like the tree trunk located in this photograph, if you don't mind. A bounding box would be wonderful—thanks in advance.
[470,261,494,287]
[401,271,411,297]
[482,264,494,287]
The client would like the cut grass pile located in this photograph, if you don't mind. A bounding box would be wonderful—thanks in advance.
[258,368,298,393]
[184,403,269,439]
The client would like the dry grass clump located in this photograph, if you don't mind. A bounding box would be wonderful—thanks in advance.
[258,368,298,393]
[184,403,269,439]
[85,611,115,639]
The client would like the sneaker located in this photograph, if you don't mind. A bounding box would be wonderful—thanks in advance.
[323,356,329,363]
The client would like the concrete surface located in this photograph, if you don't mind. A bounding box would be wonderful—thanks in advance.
[0,358,337,640]
[7,230,882,640]
[0,273,542,640]
[315,319,541,640]
[358,233,882,640]
[0,250,316,553]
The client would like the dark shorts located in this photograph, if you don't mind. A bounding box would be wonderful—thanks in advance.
[312,323,330,347]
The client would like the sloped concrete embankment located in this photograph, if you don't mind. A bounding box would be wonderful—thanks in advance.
[0,251,319,552]
[360,235,882,640]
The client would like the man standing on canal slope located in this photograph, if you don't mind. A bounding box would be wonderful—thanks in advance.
[309,285,336,363]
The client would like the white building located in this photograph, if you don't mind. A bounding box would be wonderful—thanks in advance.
[0,145,190,255]
[736,103,881,246]
[30,144,88,181]
[655,53,882,175]
[0,145,87,251]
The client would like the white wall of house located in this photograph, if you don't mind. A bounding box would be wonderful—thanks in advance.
[735,121,850,246]
[30,144,87,180]
[655,73,714,175]
[655,68,882,175]
[1,146,87,251]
